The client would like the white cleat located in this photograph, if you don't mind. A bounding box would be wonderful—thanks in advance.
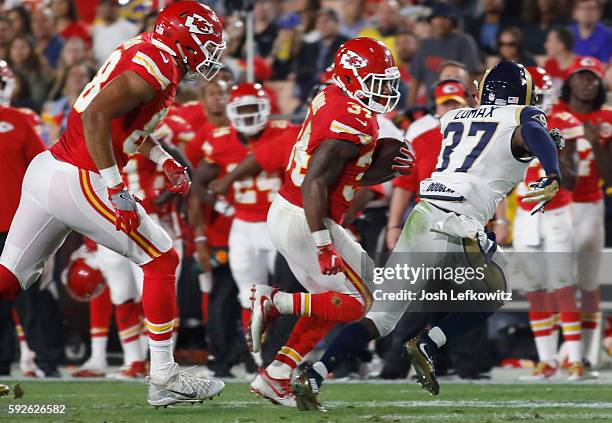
[248,284,279,353]
[71,357,107,378]
[147,363,225,407]
[250,369,296,407]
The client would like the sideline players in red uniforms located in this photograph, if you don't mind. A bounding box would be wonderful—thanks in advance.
[0,2,226,406]
[553,57,612,363]
[197,83,299,347]
[515,67,583,381]
[247,38,413,406]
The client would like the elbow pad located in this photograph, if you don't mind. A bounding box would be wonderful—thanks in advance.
[520,106,561,177]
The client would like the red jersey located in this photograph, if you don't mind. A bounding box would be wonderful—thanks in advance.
[206,121,299,222]
[153,113,195,147]
[252,125,301,175]
[50,33,182,172]
[280,85,379,223]
[186,122,233,247]
[516,108,582,210]
[553,101,612,203]
[0,106,47,231]
[180,101,207,129]
[393,114,441,197]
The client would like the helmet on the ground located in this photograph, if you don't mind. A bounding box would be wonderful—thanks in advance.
[64,258,106,302]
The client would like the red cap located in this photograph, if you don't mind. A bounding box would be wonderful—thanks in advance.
[568,56,604,79]
[434,80,467,105]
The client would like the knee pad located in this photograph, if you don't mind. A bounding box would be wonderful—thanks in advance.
[142,248,179,277]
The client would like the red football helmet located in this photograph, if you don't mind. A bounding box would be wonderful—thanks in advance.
[0,60,16,106]
[64,258,106,302]
[226,83,271,136]
[527,66,554,114]
[153,1,225,80]
[332,37,400,114]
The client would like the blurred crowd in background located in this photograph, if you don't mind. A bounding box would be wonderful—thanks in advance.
[0,0,612,382]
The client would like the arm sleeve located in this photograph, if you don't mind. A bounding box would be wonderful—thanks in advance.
[520,106,561,176]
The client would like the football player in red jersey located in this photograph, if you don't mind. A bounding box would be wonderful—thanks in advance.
[514,67,583,381]
[0,2,226,406]
[554,57,612,362]
[247,38,412,406]
[193,83,300,360]
[0,60,47,378]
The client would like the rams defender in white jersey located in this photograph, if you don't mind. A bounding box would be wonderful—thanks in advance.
[293,61,565,410]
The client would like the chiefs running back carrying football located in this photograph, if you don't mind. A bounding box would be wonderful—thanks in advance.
[0,1,226,407]
[246,37,414,407]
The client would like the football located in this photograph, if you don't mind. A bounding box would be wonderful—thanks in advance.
[363,137,403,182]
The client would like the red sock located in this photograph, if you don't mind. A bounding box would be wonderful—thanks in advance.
[527,291,553,337]
[580,288,600,330]
[555,286,581,342]
[201,292,209,325]
[115,300,142,345]
[290,292,365,322]
[274,316,335,369]
[11,308,26,343]
[241,308,251,333]
[606,317,612,339]
[141,249,178,342]
[90,286,112,338]
[0,264,21,301]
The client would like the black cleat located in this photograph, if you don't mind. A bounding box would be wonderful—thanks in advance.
[291,366,326,412]
[404,332,440,396]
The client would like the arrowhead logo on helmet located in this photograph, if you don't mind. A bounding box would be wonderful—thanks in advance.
[185,14,214,35]
[339,51,367,70]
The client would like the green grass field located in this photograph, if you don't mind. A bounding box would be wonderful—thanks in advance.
[0,381,611,422]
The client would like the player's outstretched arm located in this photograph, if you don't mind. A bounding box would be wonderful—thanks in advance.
[302,139,360,275]
[513,106,562,214]
[208,154,262,196]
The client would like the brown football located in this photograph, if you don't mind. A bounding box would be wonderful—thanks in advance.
[363,137,402,183]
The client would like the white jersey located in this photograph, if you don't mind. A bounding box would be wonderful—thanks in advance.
[420,104,534,225]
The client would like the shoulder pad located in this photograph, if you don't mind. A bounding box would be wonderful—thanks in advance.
[520,105,547,128]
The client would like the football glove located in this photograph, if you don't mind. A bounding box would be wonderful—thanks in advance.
[548,127,565,150]
[162,159,191,195]
[317,244,344,275]
[108,184,140,233]
[392,139,416,176]
[522,176,560,215]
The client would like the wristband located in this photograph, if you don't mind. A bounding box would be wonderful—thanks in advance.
[195,236,208,243]
[387,224,403,230]
[149,144,173,166]
[495,219,509,225]
[99,165,123,188]
[312,229,332,247]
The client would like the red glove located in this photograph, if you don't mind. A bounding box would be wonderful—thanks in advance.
[392,139,416,176]
[108,183,140,233]
[317,244,344,275]
[163,159,191,195]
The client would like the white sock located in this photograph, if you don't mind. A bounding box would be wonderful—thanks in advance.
[90,337,108,364]
[428,327,447,348]
[266,360,292,379]
[312,361,328,379]
[271,291,293,315]
[149,339,174,382]
[122,339,143,365]
[565,340,582,364]
[535,334,557,364]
